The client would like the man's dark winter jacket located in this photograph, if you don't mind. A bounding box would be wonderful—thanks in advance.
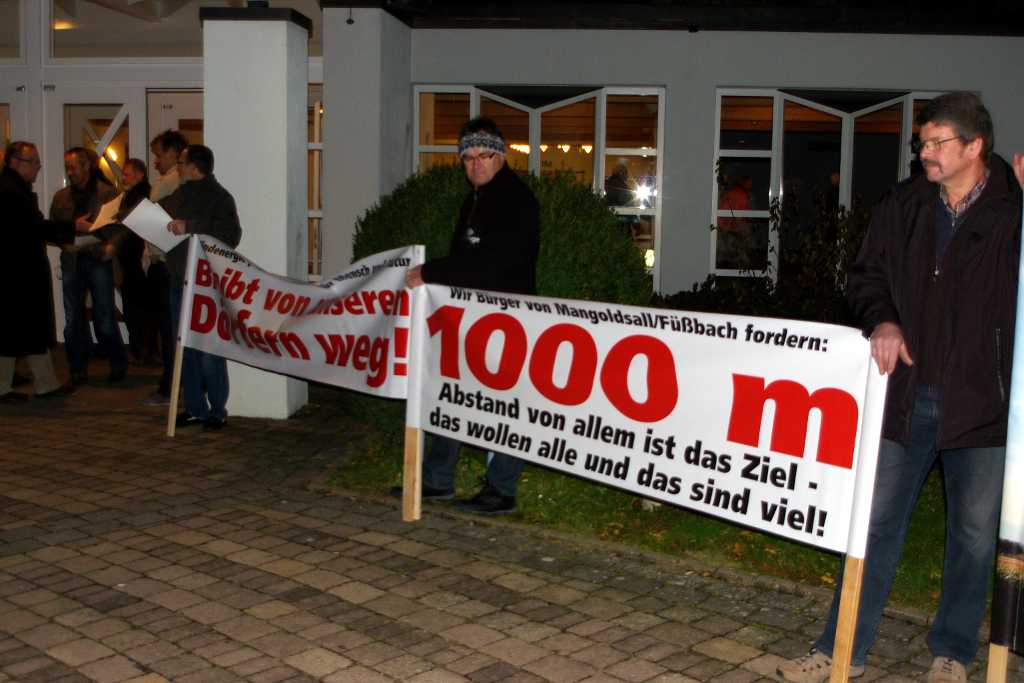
[421,164,540,295]
[0,166,73,356]
[847,154,1023,449]
[160,174,242,285]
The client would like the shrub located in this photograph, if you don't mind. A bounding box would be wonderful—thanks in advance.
[353,165,652,306]
[658,184,872,325]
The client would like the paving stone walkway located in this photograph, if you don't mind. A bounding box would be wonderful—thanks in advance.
[2,363,1023,683]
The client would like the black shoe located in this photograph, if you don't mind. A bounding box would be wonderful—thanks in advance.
[388,485,455,501]
[0,392,29,405]
[108,367,127,383]
[36,384,77,399]
[456,485,516,516]
[175,412,203,428]
[11,372,30,387]
[203,417,227,431]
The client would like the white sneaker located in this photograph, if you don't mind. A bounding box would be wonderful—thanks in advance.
[777,650,865,683]
[926,657,966,683]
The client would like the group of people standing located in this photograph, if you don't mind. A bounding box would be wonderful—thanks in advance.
[3,90,1024,682]
[0,129,241,430]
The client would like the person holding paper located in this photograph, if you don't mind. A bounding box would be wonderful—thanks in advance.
[402,117,540,516]
[779,93,1023,683]
[162,144,242,430]
[0,142,76,403]
[50,147,126,387]
[92,158,151,366]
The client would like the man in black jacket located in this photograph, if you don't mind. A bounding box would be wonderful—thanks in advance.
[0,142,75,402]
[404,117,540,515]
[162,144,242,431]
[779,93,1022,683]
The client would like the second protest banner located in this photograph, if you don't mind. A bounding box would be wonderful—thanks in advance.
[409,284,886,554]
[179,236,423,398]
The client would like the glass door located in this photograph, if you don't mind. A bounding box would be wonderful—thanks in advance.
[43,85,146,340]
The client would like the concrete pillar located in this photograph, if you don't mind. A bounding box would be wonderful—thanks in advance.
[200,7,310,418]
[321,7,411,276]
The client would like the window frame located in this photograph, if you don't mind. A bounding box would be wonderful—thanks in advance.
[711,88,941,279]
[414,84,665,285]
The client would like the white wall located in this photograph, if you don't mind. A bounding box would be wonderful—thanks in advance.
[400,29,1024,294]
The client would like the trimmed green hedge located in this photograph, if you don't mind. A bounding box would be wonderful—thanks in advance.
[353,165,651,306]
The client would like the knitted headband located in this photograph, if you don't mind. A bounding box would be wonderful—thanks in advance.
[458,131,506,156]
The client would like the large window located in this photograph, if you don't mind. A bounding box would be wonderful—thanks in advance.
[0,103,10,148]
[0,0,18,59]
[712,89,938,278]
[415,85,664,274]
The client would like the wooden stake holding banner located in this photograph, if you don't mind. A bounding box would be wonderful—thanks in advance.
[403,427,423,522]
[401,285,428,522]
[828,368,888,683]
[830,556,865,683]
[986,644,1008,683]
[165,235,200,438]
[165,344,184,437]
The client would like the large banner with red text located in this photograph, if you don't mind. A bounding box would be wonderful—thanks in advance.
[178,236,423,398]
[408,284,887,554]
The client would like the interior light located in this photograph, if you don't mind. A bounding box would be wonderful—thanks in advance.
[509,143,530,154]
[633,183,653,204]
[581,145,593,154]
[104,148,118,162]
[644,249,655,269]
[53,20,75,31]
[558,144,570,154]
[539,144,548,153]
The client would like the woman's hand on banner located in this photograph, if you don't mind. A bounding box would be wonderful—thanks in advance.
[869,322,912,375]
[405,265,425,288]
[168,219,187,236]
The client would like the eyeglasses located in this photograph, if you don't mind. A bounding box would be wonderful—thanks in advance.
[14,155,41,167]
[910,136,962,154]
[461,151,497,165]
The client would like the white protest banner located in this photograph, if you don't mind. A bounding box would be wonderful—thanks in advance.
[408,284,886,554]
[179,236,423,398]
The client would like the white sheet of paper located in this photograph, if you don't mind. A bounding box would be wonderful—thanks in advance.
[123,199,186,253]
[90,195,123,231]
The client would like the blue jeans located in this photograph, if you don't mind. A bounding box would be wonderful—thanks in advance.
[815,387,1005,665]
[423,434,525,498]
[170,286,229,421]
[62,254,127,376]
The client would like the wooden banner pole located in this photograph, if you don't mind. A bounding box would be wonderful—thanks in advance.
[403,426,423,522]
[986,643,1009,683]
[165,343,184,437]
[829,555,865,683]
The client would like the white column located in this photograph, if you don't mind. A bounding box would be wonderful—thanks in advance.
[320,7,411,276]
[202,9,310,419]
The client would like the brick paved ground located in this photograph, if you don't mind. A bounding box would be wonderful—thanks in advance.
[2,360,1023,682]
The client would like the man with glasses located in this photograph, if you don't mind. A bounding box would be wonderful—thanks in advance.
[779,92,1022,683]
[403,116,540,515]
[162,144,242,431]
[0,142,75,402]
